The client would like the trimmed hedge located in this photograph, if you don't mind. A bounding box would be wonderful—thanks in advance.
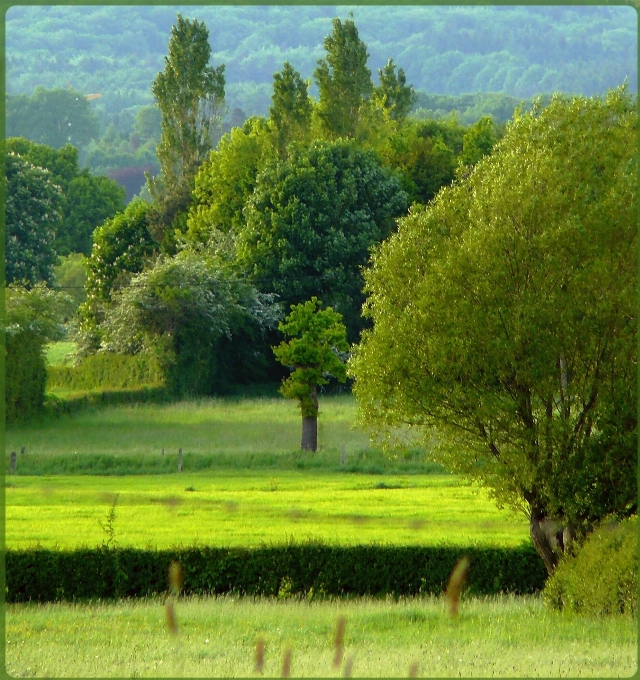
[6,544,547,602]
[47,352,164,391]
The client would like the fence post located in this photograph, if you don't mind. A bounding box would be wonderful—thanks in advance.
[340,444,346,466]
[161,447,165,456]
[178,448,183,472]
[10,452,17,474]
[20,446,25,455]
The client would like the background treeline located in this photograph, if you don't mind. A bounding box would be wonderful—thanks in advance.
[7,5,636,121]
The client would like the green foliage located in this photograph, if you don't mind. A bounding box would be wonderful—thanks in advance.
[351,89,637,536]
[147,13,226,253]
[6,86,100,149]
[269,62,313,157]
[5,284,74,422]
[83,199,155,304]
[47,353,164,392]
[372,59,416,123]
[6,544,546,602]
[314,16,373,139]
[5,152,62,286]
[6,137,126,257]
[99,251,279,396]
[458,116,499,167]
[543,516,637,616]
[239,140,408,341]
[53,254,87,309]
[185,117,274,245]
[274,298,349,418]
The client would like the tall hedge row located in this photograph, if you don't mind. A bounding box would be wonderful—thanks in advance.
[5,330,47,423]
[6,544,547,602]
[47,352,164,391]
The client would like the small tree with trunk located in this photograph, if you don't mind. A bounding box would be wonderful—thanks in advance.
[273,297,349,451]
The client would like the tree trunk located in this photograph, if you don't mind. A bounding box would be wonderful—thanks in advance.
[301,386,319,451]
[529,505,576,575]
[301,416,318,451]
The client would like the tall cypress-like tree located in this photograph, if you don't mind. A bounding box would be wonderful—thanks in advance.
[314,17,372,139]
[269,62,313,158]
[147,14,225,252]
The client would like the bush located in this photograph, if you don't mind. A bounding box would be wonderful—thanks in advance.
[6,544,547,602]
[5,330,47,423]
[47,353,164,391]
[543,515,637,616]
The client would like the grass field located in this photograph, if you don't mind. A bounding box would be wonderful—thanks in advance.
[6,471,528,549]
[45,341,76,367]
[6,594,637,677]
[6,396,375,459]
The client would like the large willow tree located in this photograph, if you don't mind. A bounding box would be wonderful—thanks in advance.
[350,88,637,574]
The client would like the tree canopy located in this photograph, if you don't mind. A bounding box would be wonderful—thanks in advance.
[350,88,637,573]
[238,140,408,341]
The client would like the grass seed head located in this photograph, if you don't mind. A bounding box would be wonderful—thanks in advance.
[255,637,265,673]
[281,647,292,677]
[343,654,354,677]
[165,599,178,635]
[333,615,346,668]
[168,561,184,595]
[445,556,470,617]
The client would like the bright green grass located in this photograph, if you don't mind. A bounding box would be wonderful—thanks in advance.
[6,472,529,549]
[45,341,75,367]
[6,396,374,458]
[6,594,636,677]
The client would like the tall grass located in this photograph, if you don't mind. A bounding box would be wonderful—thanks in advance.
[6,594,637,677]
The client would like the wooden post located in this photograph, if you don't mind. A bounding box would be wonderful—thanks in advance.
[10,451,16,474]
[340,444,346,466]
[20,446,25,455]
[178,448,183,472]
[161,447,165,456]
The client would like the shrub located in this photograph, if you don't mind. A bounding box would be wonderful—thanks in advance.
[47,353,164,391]
[5,330,47,423]
[543,515,637,616]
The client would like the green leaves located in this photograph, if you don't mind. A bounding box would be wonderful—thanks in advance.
[273,298,349,417]
[351,87,637,528]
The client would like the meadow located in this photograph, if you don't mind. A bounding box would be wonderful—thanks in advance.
[6,594,637,677]
[6,392,637,677]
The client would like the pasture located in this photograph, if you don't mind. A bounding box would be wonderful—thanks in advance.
[6,595,637,677]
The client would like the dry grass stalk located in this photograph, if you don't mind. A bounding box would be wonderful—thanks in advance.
[409,661,419,677]
[343,654,354,677]
[445,556,470,617]
[333,615,346,668]
[168,561,183,596]
[165,598,178,635]
[281,647,292,677]
[255,637,265,674]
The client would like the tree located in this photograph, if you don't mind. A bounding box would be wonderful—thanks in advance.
[458,116,500,168]
[184,117,274,247]
[350,89,637,574]
[273,297,349,451]
[314,17,373,139]
[147,14,226,253]
[238,140,408,341]
[5,152,62,286]
[5,283,74,422]
[6,137,125,256]
[6,87,100,150]
[269,62,313,158]
[100,251,280,396]
[372,59,416,123]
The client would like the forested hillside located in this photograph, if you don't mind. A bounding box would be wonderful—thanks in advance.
[7,4,636,124]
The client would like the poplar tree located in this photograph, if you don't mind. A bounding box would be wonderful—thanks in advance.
[269,62,313,157]
[314,17,372,139]
[372,59,416,123]
[147,14,225,252]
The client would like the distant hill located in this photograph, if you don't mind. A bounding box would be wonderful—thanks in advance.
[6,4,636,126]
